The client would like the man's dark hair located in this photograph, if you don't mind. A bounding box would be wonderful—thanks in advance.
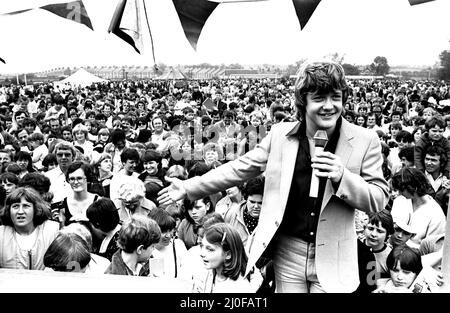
[398,146,414,163]
[424,144,447,173]
[425,115,445,131]
[294,61,349,121]
[53,94,66,106]
[242,176,265,199]
[395,130,413,144]
[120,148,140,163]
[110,129,126,145]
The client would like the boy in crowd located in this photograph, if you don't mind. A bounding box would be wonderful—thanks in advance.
[364,209,395,282]
[105,215,161,276]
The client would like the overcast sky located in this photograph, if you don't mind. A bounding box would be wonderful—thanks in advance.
[0,0,449,74]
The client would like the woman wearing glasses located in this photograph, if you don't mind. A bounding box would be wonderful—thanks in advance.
[52,161,100,227]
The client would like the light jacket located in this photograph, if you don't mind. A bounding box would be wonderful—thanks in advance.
[223,201,251,246]
[184,119,389,292]
[0,220,59,270]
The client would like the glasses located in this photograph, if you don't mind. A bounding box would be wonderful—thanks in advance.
[67,176,86,184]
[56,153,72,158]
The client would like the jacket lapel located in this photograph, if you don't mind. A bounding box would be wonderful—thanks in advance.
[280,123,300,211]
[321,120,354,211]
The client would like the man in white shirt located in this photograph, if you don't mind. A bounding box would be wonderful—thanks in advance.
[45,142,76,203]
[27,94,39,117]
[109,148,140,203]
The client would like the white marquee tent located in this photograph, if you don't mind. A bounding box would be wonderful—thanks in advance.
[58,68,107,86]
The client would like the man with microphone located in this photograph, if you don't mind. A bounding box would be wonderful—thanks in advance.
[158,60,389,293]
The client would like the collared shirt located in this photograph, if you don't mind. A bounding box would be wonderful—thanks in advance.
[45,166,72,204]
[425,171,444,193]
[278,117,341,243]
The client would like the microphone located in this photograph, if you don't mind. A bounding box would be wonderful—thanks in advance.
[309,130,328,198]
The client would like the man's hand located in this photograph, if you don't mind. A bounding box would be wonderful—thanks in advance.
[157,177,188,206]
[311,151,344,184]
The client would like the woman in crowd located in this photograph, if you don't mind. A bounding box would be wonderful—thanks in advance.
[138,149,164,188]
[390,167,446,247]
[0,187,59,270]
[115,178,156,223]
[0,172,19,196]
[52,162,99,227]
[94,153,114,198]
[14,151,36,178]
[72,123,94,162]
[355,113,367,128]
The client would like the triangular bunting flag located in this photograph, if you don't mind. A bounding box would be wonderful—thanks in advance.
[0,57,5,64]
[409,0,435,5]
[172,0,219,50]
[1,1,93,30]
[108,0,144,54]
[292,0,321,30]
[41,1,93,30]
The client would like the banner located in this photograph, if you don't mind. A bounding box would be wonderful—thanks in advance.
[2,1,93,30]
[292,0,321,30]
[173,0,219,50]
[108,0,144,54]
[409,0,435,5]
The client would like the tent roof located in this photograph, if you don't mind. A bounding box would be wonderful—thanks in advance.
[59,68,107,86]
[158,67,187,80]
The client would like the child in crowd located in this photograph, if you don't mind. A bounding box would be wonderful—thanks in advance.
[178,196,214,250]
[363,209,395,283]
[28,133,48,170]
[192,223,255,293]
[105,215,161,276]
[147,208,187,278]
[43,232,91,273]
[374,245,443,293]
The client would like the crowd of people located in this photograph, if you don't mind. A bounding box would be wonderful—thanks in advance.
[0,63,449,293]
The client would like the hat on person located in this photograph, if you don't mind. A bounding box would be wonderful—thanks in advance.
[394,212,415,235]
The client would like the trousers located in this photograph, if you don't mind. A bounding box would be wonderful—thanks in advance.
[273,234,325,293]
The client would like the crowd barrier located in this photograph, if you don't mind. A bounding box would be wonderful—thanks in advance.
[0,269,192,293]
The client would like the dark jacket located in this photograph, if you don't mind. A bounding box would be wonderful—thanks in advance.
[104,250,150,276]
